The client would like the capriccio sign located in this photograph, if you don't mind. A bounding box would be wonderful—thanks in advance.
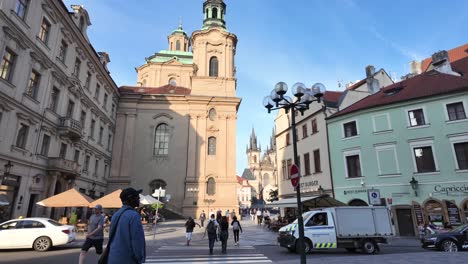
[434,184,468,195]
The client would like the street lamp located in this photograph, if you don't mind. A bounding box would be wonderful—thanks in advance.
[410,177,419,196]
[263,81,325,264]
[2,161,13,185]
[318,185,325,196]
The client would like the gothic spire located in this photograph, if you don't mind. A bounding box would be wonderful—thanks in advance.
[249,127,259,151]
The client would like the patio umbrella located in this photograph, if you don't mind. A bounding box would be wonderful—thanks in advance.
[89,189,123,208]
[36,188,93,207]
[140,194,162,205]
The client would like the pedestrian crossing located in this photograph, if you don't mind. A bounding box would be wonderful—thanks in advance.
[145,245,272,263]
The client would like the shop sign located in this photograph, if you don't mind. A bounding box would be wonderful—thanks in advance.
[299,180,319,189]
[412,202,424,225]
[445,200,462,225]
[343,189,368,195]
[434,184,468,195]
[1,175,20,186]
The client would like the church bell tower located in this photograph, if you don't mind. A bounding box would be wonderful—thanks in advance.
[203,0,227,29]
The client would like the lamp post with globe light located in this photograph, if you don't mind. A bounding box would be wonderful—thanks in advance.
[263,82,325,264]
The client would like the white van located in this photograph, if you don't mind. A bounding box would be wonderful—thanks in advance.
[278,206,393,254]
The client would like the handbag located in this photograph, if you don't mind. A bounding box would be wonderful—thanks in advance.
[98,208,131,264]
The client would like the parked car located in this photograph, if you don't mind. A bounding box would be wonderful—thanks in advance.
[0,217,76,251]
[278,207,393,254]
[421,224,468,252]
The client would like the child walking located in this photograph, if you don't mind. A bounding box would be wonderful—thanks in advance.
[231,216,243,246]
[185,217,201,246]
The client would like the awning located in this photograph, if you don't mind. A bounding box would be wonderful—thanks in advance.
[269,195,346,208]
[89,189,122,208]
[36,188,93,207]
[139,194,162,205]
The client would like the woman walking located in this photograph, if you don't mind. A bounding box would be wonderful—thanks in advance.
[219,216,229,253]
[231,216,243,246]
[185,217,201,246]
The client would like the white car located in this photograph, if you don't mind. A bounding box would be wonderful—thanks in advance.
[0,217,76,251]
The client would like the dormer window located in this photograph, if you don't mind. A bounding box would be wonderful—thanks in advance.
[209,56,218,77]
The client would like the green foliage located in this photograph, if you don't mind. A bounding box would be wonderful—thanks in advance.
[267,188,279,203]
[151,203,164,210]
[69,212,77,225]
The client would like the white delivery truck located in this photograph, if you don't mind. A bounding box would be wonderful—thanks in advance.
[277,206,393,254]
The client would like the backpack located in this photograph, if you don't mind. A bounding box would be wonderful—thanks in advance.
[207,221,216,234]
[232,221,239,230]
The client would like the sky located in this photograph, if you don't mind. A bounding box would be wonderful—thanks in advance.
[63,0,468,175]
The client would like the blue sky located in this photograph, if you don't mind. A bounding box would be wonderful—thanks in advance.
[64,0,467,175]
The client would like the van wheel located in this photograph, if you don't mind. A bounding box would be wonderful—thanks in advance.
[361,239,377,254]
[296,239,312,254]
[345,248,356,253]
[33,236,52,252]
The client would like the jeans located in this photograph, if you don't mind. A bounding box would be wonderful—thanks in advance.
[220,230,229,252]
[233,230,240,243]
[208,233,216,253]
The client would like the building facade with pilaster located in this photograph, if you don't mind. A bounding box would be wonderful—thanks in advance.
[0,1,118,222]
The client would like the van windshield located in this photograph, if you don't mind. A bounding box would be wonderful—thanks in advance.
[292,212,314,224]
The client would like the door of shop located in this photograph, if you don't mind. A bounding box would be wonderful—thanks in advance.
[396,208,415,236]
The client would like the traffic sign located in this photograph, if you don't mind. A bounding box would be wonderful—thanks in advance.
[368,189,381,205]
[290,164,301,188]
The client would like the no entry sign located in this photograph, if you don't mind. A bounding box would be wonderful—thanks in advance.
[290,164,300,188]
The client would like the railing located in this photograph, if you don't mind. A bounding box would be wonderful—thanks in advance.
[58,117,82,140]
[48,157,81,175]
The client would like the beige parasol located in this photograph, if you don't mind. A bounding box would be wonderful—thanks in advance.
[36,188,94,207]
[88,189,123,208]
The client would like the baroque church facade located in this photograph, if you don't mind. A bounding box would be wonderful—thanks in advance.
[109,0,240,217]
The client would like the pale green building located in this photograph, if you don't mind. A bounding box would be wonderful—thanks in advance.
[327,53,468,236]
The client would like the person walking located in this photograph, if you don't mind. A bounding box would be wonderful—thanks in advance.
[79,204,105,264]
[199,210,206,227]
[256,209,263,225]
[204,214,219,255]
[250,209,255,222]
[185,217,201,246]
[231,216,243,246]
[106,188,146,264]
[219,216,229,253]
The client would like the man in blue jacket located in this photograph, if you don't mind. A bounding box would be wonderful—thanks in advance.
[108,188,146,264]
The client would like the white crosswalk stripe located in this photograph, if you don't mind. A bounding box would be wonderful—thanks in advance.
[145,245,272,263]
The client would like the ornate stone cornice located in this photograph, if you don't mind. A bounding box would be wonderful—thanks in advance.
[16,113,38,125]
[0,101,14,112]
[87,60,96,73]
[42,2,58,23]
[2,26,27,50]
[51,70,68,86]
[41,125,56,136]
[60,27,74,44]
[30,51,53,71]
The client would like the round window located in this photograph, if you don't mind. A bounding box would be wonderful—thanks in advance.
[169,78,177,86]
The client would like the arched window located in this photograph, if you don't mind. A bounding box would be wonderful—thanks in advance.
[209,56,218,77]
[212,7,218,19]
[208,137,216,155]
[154,123,170,155]
[79,16,85,31]
[176,40,181,51]
[168,78,177,86]
[207,177,216,195]
[149,179,167,194]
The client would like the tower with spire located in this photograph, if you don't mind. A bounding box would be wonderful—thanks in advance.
[202,0,227,29]
[246,128,261,169]
[167,19,190,52]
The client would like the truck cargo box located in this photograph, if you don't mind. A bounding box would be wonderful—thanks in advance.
[333,206,393,238]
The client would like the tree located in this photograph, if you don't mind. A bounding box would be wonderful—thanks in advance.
[267,188,279,203]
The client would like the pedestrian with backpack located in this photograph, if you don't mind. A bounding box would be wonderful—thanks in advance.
[204,214,219,255]
[231,216,243,246]
[185,217,201,246]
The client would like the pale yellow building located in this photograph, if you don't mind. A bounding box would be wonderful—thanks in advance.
[109,0,240,217]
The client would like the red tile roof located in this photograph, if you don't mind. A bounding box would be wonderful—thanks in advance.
[452,56,468,76]
[421,43,468,72]
[119,84,191,95]
[329,67,468,119]
[323,91,343,104]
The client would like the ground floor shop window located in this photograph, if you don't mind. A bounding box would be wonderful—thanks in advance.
[424,199,445,228]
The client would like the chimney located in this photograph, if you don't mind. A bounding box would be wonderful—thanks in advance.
[431,50,459,76]
[365,65,380,94]
[410,60,421,74]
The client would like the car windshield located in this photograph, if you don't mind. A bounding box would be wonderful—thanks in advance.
[292,212,314,224]
[48,219,62,226]
[450,224,468,233]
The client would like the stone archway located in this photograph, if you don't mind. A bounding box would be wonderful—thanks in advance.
[423,198,445,228]
[461,198,468,224]
[348,199,368,206]
[149,179,167,194]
